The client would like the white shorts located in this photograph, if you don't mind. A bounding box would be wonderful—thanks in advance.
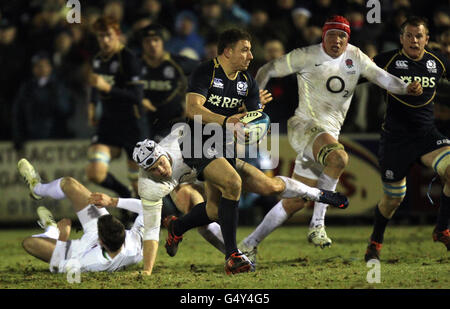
[287,115,339,180]
[49,205,109,272]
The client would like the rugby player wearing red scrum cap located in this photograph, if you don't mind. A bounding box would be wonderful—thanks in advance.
[237,15,422,262]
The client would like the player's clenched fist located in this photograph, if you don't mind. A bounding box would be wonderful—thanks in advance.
[407,81,423,96]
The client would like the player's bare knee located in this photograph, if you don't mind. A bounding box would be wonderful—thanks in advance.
[22,237,36,254]
[221,176,242,198]
[60,177,77,192]
[267,178,285,195]
[325,150,348,170]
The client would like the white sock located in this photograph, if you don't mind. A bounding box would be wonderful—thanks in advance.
[33,178,66,200]
[277,176,321,200]
[32,225,60,239]
[243,200,288,248]
[310,173,339,228]
[197,222,225,255]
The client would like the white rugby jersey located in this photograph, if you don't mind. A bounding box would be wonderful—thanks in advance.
[138,128,197,203]
[256,43,409,137]
[52,216,144,273]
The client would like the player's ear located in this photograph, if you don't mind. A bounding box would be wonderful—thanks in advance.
[223,46,232,59]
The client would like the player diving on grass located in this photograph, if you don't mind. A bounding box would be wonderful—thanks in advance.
[133,126,348,275]
[237,15,423,261]
[18,159,144,273]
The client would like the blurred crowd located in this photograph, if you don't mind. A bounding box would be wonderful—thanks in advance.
[0,0,449,148]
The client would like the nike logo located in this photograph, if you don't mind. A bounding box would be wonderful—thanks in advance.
[315,64,322,66]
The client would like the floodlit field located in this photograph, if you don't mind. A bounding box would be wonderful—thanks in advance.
[0,225,448,289]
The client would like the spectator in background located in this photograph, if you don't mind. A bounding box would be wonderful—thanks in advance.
[246,8,272,73]
[288,7,312,50]
[381,8,410,51]
[166,10,204,59]
[0,18,25,141]
[138,0,175,32]
[12,52,73,152]
[268,0,297,45]
[197,0,226,40]
[219,0,251,26]
[432,8,450,41]
[25,1,68,55]
[203,31,219,61]
[309,0,339,28]
[258,38,298,134]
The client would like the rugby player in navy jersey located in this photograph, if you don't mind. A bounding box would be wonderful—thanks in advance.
[86,17,145,201]
[365,17,450,261]
[139,24,200,141]
[178,28,263,274]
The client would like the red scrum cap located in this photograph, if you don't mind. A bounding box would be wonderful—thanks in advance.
[322,15,351,40]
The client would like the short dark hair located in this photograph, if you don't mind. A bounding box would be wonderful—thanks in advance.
[217,28,251,55]
[97,215,125,252]
[400,16,429,35]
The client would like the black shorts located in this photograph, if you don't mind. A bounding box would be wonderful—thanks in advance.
[379,127,449,182]
[180,122,237,181]
[91,119,146,160]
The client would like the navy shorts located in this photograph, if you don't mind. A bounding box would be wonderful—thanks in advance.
[378,127,449,183]
[91,119,146,160]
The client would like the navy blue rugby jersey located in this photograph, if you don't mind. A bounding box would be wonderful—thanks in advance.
[374,49,449,135]
[187,57,262,118]
[141,53,199,107]
[91,46,143,121]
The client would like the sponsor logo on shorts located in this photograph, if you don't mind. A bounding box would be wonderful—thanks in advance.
[385,169,394,180]
[437,139,450,145]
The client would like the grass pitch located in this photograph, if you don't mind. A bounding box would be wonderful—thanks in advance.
[0,225,448,289]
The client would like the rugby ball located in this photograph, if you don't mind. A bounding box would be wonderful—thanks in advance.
[238,111,271,145]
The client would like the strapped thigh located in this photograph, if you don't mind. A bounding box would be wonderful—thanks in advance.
[382,179,407,198]
[432,149,450,177]
[87,149,111,165]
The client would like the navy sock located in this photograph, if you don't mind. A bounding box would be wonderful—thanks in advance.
[436,193,450,231]
[173,202,213,236]
[218,197,239,259]
[370,205,390,243]
[99,173,131,198]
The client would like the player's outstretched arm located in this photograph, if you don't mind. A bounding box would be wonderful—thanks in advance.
[88,193,143,215]
[142,240,158,275]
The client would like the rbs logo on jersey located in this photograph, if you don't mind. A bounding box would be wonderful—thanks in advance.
[208,94,243,109]
[400,76,436,88]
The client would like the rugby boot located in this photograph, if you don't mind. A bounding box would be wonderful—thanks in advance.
[36,206,57,229]
[163,216,183,257]
[17,158,43,200]
[364,240,382,262]
[238,240,258,265]
[318,190,349,209]
[308,225,332,248]
[432,228,450,251]
[224,251,255,275]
